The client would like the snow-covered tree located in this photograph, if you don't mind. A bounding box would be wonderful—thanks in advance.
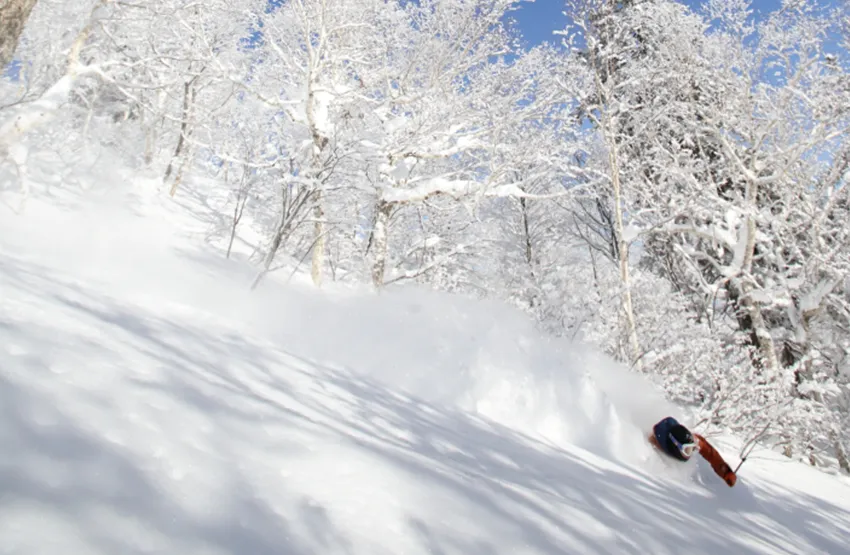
[1,0,246,194]
[0,0,39,70]
[558,0,850,466]
[559,0,703,369]
[351,0,541,288]
[5,0,850,474]
[232,0,391,287]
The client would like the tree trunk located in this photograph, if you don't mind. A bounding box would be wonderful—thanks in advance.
[519,197,540,310]
[520,197,533,266]
[227,187,247,259]
[311,189,325,287]
[729,176,780,375]
[370,199,393,288]
[304,68,329,288]
[590,46,642,370]
[835,434,850,474]
[144,127,155,165]
[144,90,168,166]
[603,111,641,370]
[166,77,197,195]
[252,202,288,290]
[0,0,38,70]
[171,138,194,195]
[726,279,779,373]
[612,165,642,370]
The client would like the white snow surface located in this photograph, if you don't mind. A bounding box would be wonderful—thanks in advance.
[1,164,850,555]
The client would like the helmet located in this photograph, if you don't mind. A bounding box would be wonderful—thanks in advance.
[669,425,698,459]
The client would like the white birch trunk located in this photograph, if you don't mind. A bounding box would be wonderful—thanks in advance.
[305,71,327,288]
[597,96,641,370]
[740,178,779,373]
[608,141,642,370]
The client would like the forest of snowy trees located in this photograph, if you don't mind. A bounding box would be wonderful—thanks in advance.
[1,0,849,472]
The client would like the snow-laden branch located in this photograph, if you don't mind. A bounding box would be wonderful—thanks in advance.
[383,241,477,286]
[0,9,102,147]
[377,177,590,205]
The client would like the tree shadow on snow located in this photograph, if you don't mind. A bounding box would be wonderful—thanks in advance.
[0,255,344,554]
[290,360,850,555]
[0,252,848,555]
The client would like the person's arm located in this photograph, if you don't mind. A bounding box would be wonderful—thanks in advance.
[694,434,737,487]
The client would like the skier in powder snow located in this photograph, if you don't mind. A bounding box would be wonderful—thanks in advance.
[649,416,737,487]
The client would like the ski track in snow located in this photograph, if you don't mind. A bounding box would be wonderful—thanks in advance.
[1,168,850,555]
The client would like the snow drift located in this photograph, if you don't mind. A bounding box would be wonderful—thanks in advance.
[1,172,849,554]
[4,170,679,462]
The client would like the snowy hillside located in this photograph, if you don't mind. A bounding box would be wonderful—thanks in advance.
[1,172,850,555]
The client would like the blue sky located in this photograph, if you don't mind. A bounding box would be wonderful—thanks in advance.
[508,0,786,48]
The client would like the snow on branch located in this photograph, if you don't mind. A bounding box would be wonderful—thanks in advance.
[378,177,590,205]
[0,9,102,147]
[383,241,477,286]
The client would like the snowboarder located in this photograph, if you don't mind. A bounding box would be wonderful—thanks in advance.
[649,416,737,487]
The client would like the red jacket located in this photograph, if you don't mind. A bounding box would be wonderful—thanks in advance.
[649,432,737,487]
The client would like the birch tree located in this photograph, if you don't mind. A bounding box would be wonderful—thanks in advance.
[651,0,849,445]
[93,1,242,187]
[353,0,553,288]
[238,0,382,288]
[560,0,671,369]
[566,0,850,464]
[0,1,105,204]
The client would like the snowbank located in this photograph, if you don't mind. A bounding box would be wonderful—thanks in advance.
[241,283,684,464]
[3,171,850,555]
[2,172,680,464]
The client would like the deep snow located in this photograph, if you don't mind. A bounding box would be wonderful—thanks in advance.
[1,162,850,555]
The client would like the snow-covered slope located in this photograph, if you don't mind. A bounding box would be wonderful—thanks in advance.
[1,170,849,555]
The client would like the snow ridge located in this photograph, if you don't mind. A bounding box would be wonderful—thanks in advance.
[1,176,849,554]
